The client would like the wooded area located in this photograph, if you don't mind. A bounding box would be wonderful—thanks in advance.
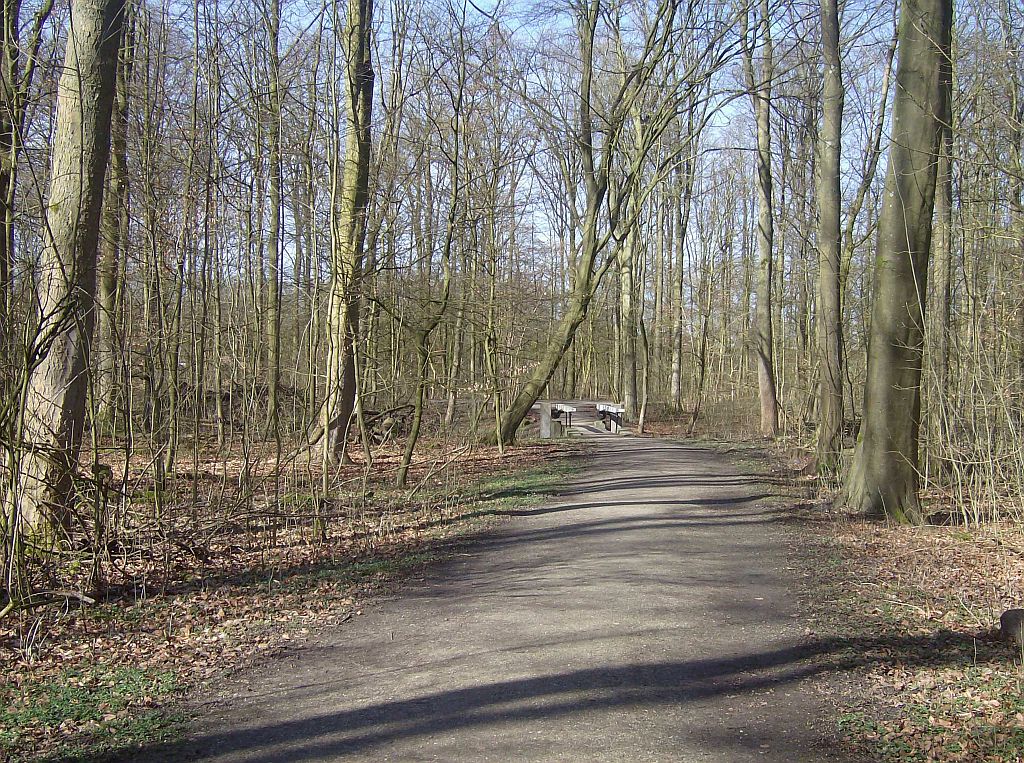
[0,0,1018,612]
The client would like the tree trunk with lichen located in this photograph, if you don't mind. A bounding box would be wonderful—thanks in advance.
[322,0,374,467]
[12,0,125,544]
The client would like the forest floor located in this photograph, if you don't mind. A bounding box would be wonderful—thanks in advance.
[790,485,1024,762]
[118,434,857,762]
[0,440,584,762]
[4,430,1023,762]
[716,436,1024,763]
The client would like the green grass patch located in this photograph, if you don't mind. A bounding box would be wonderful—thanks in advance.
[345,552,438,578]
[838,712,924,761]
[465,460,581,508]
[1,665,182,762]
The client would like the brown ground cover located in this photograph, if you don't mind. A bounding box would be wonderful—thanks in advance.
[1,440,583,762]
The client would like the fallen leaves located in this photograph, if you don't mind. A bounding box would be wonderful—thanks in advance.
[798,510,1024,762]
[0,439,584,762]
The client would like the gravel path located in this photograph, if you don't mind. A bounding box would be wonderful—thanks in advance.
[151,436,853,762]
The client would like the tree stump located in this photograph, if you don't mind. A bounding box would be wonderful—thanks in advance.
[999,609,1024,648]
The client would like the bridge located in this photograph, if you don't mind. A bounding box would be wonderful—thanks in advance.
[530,400,628,438]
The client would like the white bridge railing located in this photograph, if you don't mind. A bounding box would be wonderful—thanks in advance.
[531,400,626,438]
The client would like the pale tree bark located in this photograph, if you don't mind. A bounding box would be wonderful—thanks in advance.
[926,13,955,469]
[12,0,125,542]
[322,0,373,467]
[841,0,952,523]
[742,0,779,438]
[670,120,696,411]
[930,74,954,420]
[615,38,644,421]
[815,0,844,473]
[618,210,639,419]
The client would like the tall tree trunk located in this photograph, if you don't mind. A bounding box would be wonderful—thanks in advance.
[12,0,125,541]
[815,0,844,472]
[743,0,779,438]
[930,106,954,424]
[323,0,374,467]
[618,234,638,419]
[670,160,693,409]
[841,0,952,523]
[265,0,283,432]
[95,5,134,429]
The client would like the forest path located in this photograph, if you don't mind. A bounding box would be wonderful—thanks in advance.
[158,437,853,762]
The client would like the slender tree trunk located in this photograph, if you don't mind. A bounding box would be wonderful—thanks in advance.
[323,0,374,467]
[618,234,638,419]
[931,106,954,411]
[265,0,283,432]
[443,296,466,428]
[95,7,134,429]
[841,0,952,522]
[743,0,779,437]
[12,0,125,541]
[0,0,54,365]
[815,0,844,472]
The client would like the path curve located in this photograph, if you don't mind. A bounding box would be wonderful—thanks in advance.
[156,437,852,762]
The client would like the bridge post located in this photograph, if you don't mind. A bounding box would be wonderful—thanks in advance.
[538,401,553,439]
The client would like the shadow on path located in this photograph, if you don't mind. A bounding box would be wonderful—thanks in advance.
[113,631,977,763]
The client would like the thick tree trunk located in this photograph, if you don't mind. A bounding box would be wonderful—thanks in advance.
[13,0,124,541]
[815,0,844,473]
[841,0,952,523]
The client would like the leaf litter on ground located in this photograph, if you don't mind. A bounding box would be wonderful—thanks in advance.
[762,446,1024,763]
[0,440,584,762]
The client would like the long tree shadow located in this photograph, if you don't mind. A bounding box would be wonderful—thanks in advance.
[500,495,774,517]
[108,630,989,763]
[557,475,774,496]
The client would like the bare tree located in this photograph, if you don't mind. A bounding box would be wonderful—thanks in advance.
[741,0,779,438]
[322,0,374,467]
[0,0,54,359]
